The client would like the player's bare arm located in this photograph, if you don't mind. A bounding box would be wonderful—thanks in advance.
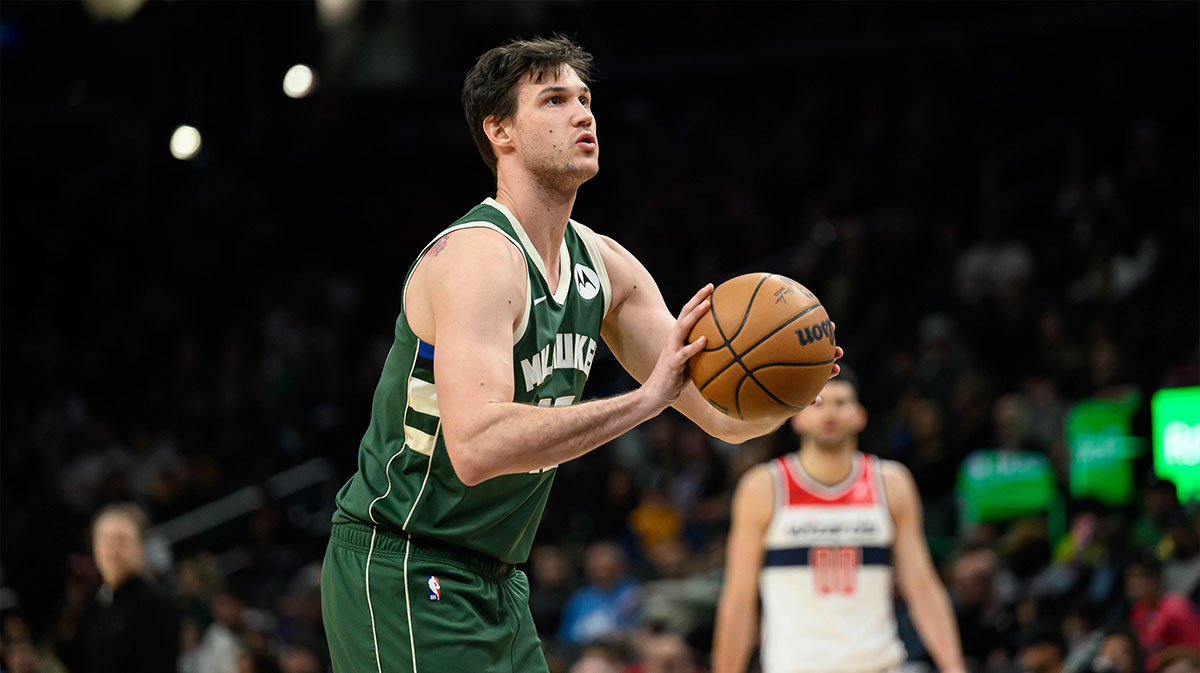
[712,464,773,673]
[592,229,841,443]
[592,229,779,443]
[883,460,967,673]
[407,227,710,485]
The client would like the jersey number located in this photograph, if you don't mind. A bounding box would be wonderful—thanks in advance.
[812,546,859,595]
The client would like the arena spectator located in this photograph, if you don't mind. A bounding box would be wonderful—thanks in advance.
[559,543,640,646]
[623,630,701,673]
[1017,621,1067,673]
[1162,518,1200,602]
[85,503,180,673]
[1126,553,1200,672]
[1089,627,1143,673]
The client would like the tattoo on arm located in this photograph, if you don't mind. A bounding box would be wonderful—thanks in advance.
[432,235,449,257]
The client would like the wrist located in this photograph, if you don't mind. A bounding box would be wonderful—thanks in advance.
[632,386,669,418]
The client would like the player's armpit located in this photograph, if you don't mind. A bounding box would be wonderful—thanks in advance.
[713,465,773,673]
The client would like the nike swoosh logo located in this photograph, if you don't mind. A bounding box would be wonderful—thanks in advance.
[533,296,547,305]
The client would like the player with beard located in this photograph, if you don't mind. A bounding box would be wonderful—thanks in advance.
[713,372,964,673]
[320,36,841,673]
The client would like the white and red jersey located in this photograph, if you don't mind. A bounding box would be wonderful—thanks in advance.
[758,452,905,673]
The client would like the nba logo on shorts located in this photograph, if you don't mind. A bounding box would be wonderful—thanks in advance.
[427,576,441,601]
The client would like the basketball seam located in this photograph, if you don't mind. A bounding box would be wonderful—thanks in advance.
[734,368,803,418]
[703,292,736,393]
[697,302,826,391]
[700,274,775,353]
[745,358,839,370]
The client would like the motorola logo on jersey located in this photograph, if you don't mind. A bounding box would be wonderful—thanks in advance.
[574,264,600,300]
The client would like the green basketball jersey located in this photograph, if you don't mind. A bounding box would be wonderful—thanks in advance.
[332,198,612,564]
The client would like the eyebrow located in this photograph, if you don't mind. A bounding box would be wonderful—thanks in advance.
[536,85,590,97]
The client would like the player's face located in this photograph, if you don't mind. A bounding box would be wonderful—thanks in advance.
[92,513,145,588]
[790,381,866,449]
[508,66,598,188]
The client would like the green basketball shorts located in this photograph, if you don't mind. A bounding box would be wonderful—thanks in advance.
[321,522,549,673]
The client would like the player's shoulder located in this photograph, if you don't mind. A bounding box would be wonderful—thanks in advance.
[731,462,776,515]
[739,461,776,487]
[876,457,912,481]
[425,224,524,270]
[876,457,920,514]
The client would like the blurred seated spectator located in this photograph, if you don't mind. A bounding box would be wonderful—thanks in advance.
[950,543,1017,671]
[570,644,628,673]
[1089,626,1143,673]
[85,503,180,673]
[1154,647,1200,673]
[1017,620,1067,673]
[1126,553,1200,672]
[1131,481,1182,554]
[622,629,702,673]
[558,542,640,646]
[1061,600,1104,673]
[629,485,684,554]
[277,637,325,673]
[529,545,575,639]
[1162,517,1200,603]
[179,592,244,673]
[953,226,1033,306]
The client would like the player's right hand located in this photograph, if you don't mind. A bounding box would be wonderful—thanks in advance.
[640,283,713,410]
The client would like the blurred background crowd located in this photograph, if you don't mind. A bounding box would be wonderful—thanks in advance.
[1,2,1197,673]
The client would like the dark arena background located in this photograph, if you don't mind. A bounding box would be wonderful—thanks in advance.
[2,2,1198,673]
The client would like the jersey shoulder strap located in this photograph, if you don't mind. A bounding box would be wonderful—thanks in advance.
[568,220,613,318]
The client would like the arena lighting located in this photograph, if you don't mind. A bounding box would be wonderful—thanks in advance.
[169,125,202,160]
[283,64,316,98]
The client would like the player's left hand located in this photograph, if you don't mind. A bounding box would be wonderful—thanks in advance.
[811,323,844,406]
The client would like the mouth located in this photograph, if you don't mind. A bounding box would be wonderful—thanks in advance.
[575,132,597,150]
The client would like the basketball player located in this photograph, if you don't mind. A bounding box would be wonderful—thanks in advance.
[712,374,964,673]
[320,36,841,673]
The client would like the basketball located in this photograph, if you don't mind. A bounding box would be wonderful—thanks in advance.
[688,273,836,422]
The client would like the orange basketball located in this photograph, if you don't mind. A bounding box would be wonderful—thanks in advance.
[688,273,836,422]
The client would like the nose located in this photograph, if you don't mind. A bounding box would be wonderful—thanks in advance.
[573,100,593,127]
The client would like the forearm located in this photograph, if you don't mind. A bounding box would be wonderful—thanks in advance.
[674,385,785,444]
[908,584,966,673]
[448,389,662,485]
[712,593,757,673]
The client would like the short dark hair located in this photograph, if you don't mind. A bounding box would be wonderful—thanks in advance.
[827,364,860,398]
[92,502,149,540]
[462,35,594,176]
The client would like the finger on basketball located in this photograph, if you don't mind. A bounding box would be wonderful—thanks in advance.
[681,335,707,358]
[675,299,710,339]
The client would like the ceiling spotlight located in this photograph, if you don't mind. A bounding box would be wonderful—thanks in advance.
[283,64,315,99]
[170,125,201,160]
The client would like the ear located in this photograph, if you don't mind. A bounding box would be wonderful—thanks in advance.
[852,405,868,433]
[482,114,514,154]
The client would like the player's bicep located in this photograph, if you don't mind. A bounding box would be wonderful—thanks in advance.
[425,231,526,443]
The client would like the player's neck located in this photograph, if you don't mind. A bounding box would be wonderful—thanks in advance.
[494,173,577,282]
[796,441,857,486]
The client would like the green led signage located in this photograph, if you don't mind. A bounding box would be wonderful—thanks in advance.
[1152,387,1200,504]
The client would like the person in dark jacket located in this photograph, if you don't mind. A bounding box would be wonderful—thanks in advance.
[86,503,180,673]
